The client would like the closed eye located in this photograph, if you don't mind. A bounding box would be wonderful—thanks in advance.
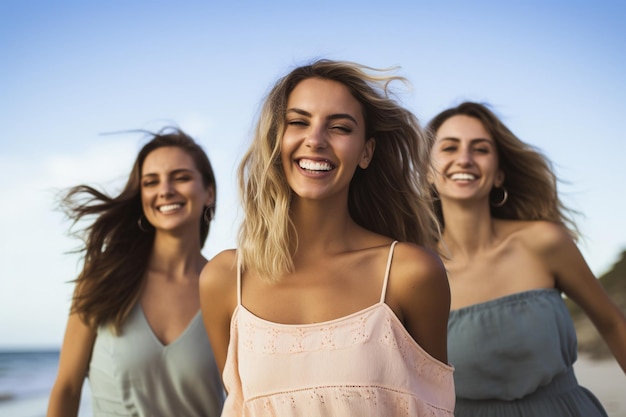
[331,125,352,133]
[286,119,308,127]
[473,146,492,154]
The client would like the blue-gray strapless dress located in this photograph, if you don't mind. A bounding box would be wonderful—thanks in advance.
[448,288,608,417]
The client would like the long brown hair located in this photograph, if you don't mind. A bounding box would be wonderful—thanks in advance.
[61,127,216,333]
[427,101,578,238]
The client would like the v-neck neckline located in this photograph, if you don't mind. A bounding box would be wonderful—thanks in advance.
[137,303,202,349]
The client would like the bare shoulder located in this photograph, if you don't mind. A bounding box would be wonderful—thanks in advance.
[390,242,448,285]
[198,249,238,374]
[512,220,573,255]
[386,242,450,363]
[386,242,450,311]
[199,249,238,301]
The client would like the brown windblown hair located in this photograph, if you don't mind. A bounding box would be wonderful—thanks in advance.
[426,101,578,239]
[61,127,216,333]
[238,59,439,281]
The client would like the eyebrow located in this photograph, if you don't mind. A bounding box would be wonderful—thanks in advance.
[141,168,195,178]
[438,137,494,145]
[286,108,359,125]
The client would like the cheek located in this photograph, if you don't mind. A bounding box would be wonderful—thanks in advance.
[280,136,294,168]
[140,188,156,206]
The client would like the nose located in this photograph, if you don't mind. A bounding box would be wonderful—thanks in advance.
[304,124,327,149]
[158,180,174,198]
[455,146,473,166]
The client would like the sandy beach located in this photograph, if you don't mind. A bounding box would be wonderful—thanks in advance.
[574,354,625,416]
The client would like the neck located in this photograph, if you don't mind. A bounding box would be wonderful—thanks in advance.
[440,199,497,259]
[290,197,357,257]
[150,231,206,279]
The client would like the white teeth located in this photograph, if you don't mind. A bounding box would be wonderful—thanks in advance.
[298,159,332,171]
[159,204,182,213]
[450,173,476,181]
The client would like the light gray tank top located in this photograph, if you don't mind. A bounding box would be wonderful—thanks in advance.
[88,303,224,416]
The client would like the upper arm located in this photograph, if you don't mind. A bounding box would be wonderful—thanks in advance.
[531,222,626,367]
[532,223,622,327]
[199,249,238,377]
[47,313,96,416]
[387,243,451,365]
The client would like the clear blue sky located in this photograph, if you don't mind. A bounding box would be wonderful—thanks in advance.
[1,0,625,349]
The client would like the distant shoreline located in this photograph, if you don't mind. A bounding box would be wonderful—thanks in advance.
[0,347,60,353]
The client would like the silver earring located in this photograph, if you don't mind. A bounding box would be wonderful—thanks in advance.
[137,215,151,232]
[203,204,215,224]
[492,186,508,207]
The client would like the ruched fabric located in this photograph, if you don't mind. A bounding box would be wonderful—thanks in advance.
[448,289,608,417]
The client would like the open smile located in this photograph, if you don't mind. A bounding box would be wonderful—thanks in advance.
[157,203,184,213]
[297,158,335,173]
[448,172,477,181]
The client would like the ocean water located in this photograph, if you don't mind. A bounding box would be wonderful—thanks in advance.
[0,350,92,417]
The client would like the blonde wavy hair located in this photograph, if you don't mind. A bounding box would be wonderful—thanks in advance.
[238,59,439,281]
[426,101,579,239]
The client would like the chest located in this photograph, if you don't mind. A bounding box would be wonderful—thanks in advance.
[241,251,387,325]
[444,244,554,309]
[140,279,201,345]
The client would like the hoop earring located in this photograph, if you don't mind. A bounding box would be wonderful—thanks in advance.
[492,186,508,207]
[137,215,151,232]
[203,204,215,224]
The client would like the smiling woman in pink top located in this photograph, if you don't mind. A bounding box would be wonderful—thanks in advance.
[199,59,455,416]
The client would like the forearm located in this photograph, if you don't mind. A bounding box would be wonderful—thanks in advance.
[602,323,626,373]
[46,383,82,417]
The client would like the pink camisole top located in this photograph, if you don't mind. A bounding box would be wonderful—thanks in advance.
[220,241,455,416]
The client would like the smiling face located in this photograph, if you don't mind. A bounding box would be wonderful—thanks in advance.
[430,115,503,204]
[140,146,215,236]
[280,77,374,202]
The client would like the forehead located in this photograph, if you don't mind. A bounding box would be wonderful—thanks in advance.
[436,115,493,142]
[142,146,197,174]
[287,78,363,119]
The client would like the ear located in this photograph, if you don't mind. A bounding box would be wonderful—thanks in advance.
[205,186,216,206]
[358,138,376,169]
[495,170,505,187]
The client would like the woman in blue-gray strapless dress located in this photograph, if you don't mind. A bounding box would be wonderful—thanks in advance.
[47,128,224,417]
[427,101,626,416]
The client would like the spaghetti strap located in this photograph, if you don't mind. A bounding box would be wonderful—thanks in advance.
[236,252,242,306]
[380,241,398,304]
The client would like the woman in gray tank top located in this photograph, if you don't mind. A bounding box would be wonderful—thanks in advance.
[47,128,225,417]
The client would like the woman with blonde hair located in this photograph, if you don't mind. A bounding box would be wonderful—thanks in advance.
[427,101,626,416]
[200,59,455,416]
[47,128,224,417]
